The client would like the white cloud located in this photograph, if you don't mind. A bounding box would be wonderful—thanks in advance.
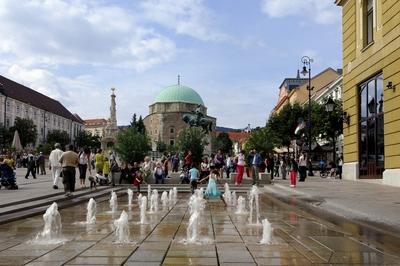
[140,0,227,41]
[260,0,340,25]
[0,0,176,71]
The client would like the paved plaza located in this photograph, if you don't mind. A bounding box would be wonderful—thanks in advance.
[0,186,399,265]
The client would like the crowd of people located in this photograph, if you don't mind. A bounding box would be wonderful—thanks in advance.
[0,143,344,195]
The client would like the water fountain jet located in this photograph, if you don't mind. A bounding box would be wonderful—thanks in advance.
[127,189,133,206]
[31,202,66,244]
[248,185,261,225]
[110,191,118,213]
[161,191,169,208]
[235,196,247,214]
[260,218,272,244]
[139,196,147,224]
[114,210,131,243]
[86,198,96,224]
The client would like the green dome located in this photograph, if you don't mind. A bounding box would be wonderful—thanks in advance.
[154,84,204,106]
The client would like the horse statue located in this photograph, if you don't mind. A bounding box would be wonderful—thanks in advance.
[182,106,213,133]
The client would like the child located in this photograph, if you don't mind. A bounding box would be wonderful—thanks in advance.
[134,170,143,194]
[189,164,199,194]
[154,162,165,184]
[88,176,96,190]
[96,171,109,186]
[200,170,227,206]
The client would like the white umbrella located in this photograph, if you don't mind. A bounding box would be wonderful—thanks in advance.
[11,130,23,151]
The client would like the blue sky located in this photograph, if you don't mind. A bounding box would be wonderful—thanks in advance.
[0,0,341,128]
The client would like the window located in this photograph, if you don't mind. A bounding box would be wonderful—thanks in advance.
[359,73,384,178]
[170,139,175,146]
[364,0,374,46]
[6,101,10,111]
[170,127,174,134]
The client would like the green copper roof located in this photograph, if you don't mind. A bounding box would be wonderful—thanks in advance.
[154,84,205,105]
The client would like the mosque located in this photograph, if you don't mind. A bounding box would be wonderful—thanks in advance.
[143,80,216,153]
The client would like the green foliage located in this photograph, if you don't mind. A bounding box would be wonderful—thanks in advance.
[10,118,37,147]
[244,127,277,153]
[36,143,52,155]
[75,130,101,149]
[46,130,70,148]
[176,127,208,163]
[0,126,12,148]
[212,132,233,153]
[267,103,305,148]
[167,144,179,154]
[115,127,151,164]
[130,113,146,135]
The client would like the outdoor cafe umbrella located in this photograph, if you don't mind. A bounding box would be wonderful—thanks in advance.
[11,130,23,151]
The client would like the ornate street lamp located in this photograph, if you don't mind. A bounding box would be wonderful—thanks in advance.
[325,97,336,163]
[301,56,314,176]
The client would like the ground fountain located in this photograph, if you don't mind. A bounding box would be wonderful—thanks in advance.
[139,196,147,224]
[147,184,151,203]
[184,190,207,244]
[127,189,133,206]
[168,188,173,208]
[224,183,232,206]
[161,191,169,209]
[173,187,178,203]
[110,191,118,213]
[114,210,132,243]
[149,189,159,213]
[260,218,272,244]
[231,191,237,207]
[248,185,261,225]
[31,202,66,244]
[138,193,142,204]
[235,196,247,214]
[86,198,96,224]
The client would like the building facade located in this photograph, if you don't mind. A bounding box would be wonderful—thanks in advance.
[84,119,108,137]
[143,83,216,153]
[0,75,84,147]
[336,0,400,186]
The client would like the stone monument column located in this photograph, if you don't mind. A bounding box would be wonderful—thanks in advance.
[101,88,118,152]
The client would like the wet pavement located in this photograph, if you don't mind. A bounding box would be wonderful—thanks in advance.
[0,190,399,265]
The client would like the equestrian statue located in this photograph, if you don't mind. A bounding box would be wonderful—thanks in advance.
[182,105,213,133]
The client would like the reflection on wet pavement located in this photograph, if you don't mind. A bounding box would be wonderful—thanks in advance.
[0,192,398,265]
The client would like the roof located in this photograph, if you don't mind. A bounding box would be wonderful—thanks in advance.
[84,118,108,126]
[217,131,250,143]
[154,84,205,106]
[0,75,83,124]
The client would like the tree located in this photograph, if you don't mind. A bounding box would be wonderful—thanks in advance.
[212,132,233,153]
[10,118,37,147]
[267,103,305,148]
[115,127,151,163]
[75,131,101,150]
[156,141,167,153]
[244,127,277,154]
[46,130,70,148]
[176,127,208,163]
[0,126,12,149]
[129,113,146,135]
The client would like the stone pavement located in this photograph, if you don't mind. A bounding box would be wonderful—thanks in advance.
[263,175,400,235]
[0,192,399,265]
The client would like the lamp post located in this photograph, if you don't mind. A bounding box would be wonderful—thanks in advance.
[325,97,336,164]
[301,56,314,176]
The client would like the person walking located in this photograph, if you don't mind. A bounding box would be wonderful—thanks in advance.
[78,147,91,189]
[49,143,63,189]
[298,152,307,182]
[249,148,262,186]
[59,144,78,197]
[337,155,343,179]
[25,153,36,179]
[289,158,298,188]
[37,152,46,175]
[214,149,225,178]
[235,151,245,186]
[189,163,199,194]
[280,157,287,180]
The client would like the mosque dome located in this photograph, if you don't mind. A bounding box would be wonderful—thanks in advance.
[154,84,205,106]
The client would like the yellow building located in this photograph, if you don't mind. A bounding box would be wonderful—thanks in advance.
[336,0,400,186]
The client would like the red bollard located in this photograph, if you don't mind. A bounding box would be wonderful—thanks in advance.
[290,170,297,188]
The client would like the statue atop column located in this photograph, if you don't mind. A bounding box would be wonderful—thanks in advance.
[102,88,118,150]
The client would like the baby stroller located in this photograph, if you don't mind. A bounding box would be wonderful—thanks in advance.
[180,167,190,184]
[0,164,18,190]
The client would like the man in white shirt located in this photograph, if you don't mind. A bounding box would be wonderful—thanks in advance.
[49,143,63,189]
[298,152,307,182]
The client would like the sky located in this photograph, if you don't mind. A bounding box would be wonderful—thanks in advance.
[0,0,342,129]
